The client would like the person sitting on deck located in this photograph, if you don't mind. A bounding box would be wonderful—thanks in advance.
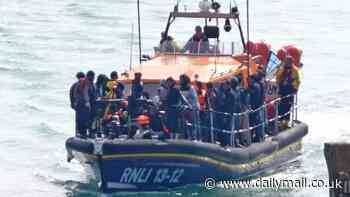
[158,32,181,53]
[106,71,125,99]
[276,56,300,129]
[182,26,209,54]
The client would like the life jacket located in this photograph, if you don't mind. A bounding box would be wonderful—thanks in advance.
[198,91,206,111]
[276,65,301,91]
[106,80,119,99]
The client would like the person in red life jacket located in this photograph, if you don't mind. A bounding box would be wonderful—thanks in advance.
[69,72,91,137]
[192,74,206,112]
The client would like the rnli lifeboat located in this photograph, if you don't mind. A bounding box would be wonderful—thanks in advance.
[66,1,307,193]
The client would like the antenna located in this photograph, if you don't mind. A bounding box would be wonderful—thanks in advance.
[129,23,134,71]
[137,0,142,65]
[246,0,250,76]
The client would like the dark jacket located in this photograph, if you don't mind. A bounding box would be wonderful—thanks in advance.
[131,80,143,99]
[166,87,182,108]
[249,81,264,110]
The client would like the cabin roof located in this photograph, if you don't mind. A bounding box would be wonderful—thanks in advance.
[171,11,238,19]
[123,54,244,84]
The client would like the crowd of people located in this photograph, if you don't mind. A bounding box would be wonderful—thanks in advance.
[69,56,300,147]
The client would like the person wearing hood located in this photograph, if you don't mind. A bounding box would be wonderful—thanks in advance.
[95,74,109,98]
[69,72,91,137]
[179,74,200,140]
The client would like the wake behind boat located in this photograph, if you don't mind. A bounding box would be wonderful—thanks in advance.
[66,0,308,193]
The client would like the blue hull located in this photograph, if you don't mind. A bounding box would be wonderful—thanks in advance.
[66,122,308,193]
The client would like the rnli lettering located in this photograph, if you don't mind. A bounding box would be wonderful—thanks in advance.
[119,168,184,184]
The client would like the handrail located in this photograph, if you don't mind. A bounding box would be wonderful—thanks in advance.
[89,93,298,147]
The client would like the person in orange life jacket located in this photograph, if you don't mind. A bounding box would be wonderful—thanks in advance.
[276,56,300,123]
[106,71,125,99]
[183,26,209,53]
[69,72,91,137]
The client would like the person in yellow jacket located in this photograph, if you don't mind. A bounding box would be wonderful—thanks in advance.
[103,71,126,121]
[106,71,125,99]
[275,56,300,126]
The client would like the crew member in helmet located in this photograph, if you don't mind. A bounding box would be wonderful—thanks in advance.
[276,56,301,128]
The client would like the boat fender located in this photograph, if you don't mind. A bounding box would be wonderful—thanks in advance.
[247,141,279,160]
[272,123,308,148]
[65,137,94,154]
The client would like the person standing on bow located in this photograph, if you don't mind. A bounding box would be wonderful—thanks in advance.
[276,56,301,128]
[69,72,91,137]
[86,70,97,135]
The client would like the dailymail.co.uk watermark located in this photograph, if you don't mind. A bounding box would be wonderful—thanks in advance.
[204,177,346,191]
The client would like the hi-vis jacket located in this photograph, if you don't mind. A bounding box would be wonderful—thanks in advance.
[276,65,301,91]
